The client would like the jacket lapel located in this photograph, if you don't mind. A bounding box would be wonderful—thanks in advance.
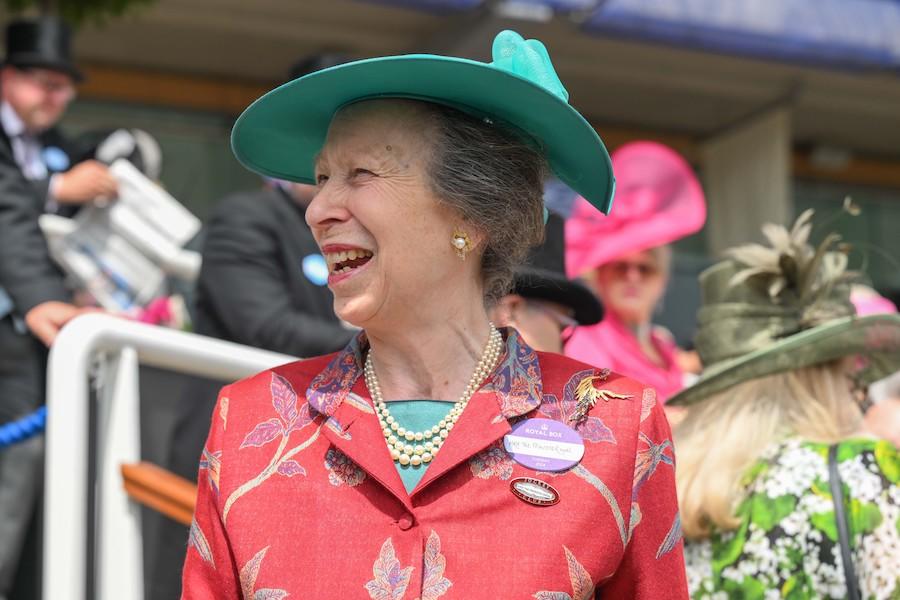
[323,380,414,511]
[306,332,413,509]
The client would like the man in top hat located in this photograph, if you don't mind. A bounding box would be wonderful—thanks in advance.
[0,16,114,599]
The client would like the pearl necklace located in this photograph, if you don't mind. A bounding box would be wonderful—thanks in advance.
[365,325,503,466]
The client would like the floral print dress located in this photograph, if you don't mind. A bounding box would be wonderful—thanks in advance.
[685,437,900,599]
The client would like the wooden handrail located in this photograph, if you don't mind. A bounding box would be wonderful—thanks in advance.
[120,462,197,526]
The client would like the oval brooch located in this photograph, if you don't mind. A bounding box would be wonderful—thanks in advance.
[510,477,560,507]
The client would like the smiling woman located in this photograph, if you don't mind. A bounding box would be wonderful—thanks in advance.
[182,30,689,599]
[308,98,546,330]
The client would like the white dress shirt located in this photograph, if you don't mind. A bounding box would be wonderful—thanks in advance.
[1,101,49,181]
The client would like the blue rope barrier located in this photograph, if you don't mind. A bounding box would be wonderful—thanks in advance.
[0,407,47,449]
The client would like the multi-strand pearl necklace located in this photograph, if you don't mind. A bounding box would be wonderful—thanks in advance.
[365,325,503,466]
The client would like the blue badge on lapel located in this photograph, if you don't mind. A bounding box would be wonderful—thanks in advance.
[42,147,70,172]
[302,254,329,286]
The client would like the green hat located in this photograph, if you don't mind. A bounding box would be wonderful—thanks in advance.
[231,30,615,214]
[668,210,900,406]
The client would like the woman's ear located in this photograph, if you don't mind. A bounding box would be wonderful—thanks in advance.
[458,227,487,255]
[491,294,526,327]
[469,226,488,250]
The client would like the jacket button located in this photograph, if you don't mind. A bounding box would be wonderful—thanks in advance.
[397,514,415,530]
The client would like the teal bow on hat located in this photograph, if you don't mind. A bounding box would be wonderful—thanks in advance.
[491,30,569,103]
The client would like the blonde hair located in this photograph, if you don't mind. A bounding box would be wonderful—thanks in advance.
[675,360,863,540]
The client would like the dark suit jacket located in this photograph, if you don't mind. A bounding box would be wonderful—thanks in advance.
[193,186,353,357]
[167,184,353,482]
[151,187,354,600]
[0,122,72,318]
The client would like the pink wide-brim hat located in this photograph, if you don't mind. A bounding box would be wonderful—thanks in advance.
[565,141,707,278]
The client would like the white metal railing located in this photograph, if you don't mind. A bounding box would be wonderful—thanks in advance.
[43,313,295,600]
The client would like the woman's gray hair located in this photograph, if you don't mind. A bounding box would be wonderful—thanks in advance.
[424,104,548,303]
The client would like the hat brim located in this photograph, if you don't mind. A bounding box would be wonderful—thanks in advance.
[5,55,83,82]
[231,54,614,214]
[667,314,900,406]
[513,267,604,325]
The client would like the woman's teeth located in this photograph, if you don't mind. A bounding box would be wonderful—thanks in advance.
[327,249,374,273]
[331,249,371,262]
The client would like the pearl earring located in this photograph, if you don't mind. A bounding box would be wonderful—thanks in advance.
[451,229,473,260]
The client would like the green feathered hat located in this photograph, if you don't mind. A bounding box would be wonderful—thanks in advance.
[668,209,900,406]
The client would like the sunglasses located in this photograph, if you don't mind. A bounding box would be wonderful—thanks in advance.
[606,260,660,279]
[525,300,579,343]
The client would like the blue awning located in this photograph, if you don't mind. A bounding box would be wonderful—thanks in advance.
[358,0,900,70]
[361,0,484,12]
[582,0,900,70]
[361,0,597,13]
[504,0,597,10]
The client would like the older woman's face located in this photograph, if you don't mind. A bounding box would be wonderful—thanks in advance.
[306,100,480,327]
[585,249,668,326]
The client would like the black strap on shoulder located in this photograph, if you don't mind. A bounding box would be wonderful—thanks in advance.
[828,443,861,600]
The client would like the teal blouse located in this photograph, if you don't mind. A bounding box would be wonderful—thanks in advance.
[385,400,451,493]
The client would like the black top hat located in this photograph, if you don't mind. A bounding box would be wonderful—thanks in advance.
[4,17,83,81]
[512,213,603,326]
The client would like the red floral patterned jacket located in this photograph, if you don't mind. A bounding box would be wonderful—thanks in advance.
[182,329,688,599]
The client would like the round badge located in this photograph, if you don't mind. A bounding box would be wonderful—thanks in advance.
[503,417,585,472]
[301,254,329,286]
[510,477,560,507]
[41,146,70,172]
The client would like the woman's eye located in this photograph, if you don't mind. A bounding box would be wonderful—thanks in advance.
[316,174,329,185]
[352,168,375,178]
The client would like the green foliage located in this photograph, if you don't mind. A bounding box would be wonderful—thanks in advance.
[781,574,813,600]
[850,499,883,535]
[835,438,877,462]
[721,575,766,600]
[711,511,749,574]
[811,509,839,542]
[2,0,156,26]
[711,494,796,574]
[875,440,900,484]
[805,438,878,463]
[811,499,882,542]
[749,493,797,531]
[741,460,770,487]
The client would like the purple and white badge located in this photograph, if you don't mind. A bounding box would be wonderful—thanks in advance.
[503,418,585,472]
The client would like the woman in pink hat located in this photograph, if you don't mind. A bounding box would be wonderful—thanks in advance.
[564,141,706,402]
